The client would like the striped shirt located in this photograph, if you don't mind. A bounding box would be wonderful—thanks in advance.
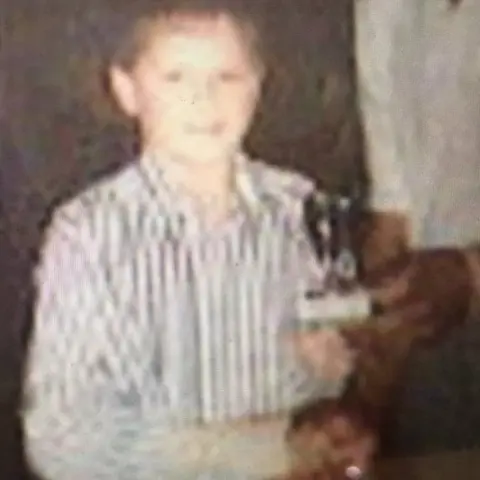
[22,153,343,480]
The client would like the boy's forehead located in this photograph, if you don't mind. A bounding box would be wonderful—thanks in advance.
[137,12,257,67]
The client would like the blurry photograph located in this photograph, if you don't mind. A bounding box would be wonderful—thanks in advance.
[1,1,480,479]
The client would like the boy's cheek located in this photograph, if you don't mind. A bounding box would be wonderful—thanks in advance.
[226,98,259,132]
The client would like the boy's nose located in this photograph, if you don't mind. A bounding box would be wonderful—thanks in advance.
[190,79,217,104]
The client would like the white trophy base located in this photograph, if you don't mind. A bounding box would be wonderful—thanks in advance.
[297,289,371,328]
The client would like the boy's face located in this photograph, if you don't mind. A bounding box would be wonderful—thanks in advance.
[111,14,263,166]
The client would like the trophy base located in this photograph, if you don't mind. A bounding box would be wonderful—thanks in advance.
[297,289,371,329]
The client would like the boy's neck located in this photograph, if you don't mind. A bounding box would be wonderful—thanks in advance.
[146,149,238,222]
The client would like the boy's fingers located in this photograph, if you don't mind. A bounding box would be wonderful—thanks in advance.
[286,330,355,381]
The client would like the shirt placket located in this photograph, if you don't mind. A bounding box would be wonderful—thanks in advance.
[159,218,205,425]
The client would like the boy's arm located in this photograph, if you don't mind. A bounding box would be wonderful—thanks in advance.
[22,211,137,480]
[290,226,356,389]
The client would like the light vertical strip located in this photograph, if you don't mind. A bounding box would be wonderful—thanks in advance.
[224,231,239,418]
[265,210,281,413]
[235,223,251,416]
[243,223,256,415]
[252,217,268,415]
[210,234,227,420]
[192,237,214,422]
[162,236,183,419]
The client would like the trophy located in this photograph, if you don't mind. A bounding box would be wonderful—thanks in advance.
[297,189,371,329]
[286,189,374,480]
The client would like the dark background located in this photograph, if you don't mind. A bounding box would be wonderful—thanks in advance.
[0,1,366,477]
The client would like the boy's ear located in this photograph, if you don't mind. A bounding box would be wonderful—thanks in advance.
[109,66,139,117]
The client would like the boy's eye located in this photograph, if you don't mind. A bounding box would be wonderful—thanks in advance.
[163,71,183,83]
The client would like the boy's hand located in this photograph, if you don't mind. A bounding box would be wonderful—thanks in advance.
[283,397,377,480]
[288,329,355,382]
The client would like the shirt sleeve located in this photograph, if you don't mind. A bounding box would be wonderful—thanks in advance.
[355,0,414,215]
[293,228,350,397]
[22,210,139,480]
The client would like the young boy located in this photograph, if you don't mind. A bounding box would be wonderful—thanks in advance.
[22,2,354,479]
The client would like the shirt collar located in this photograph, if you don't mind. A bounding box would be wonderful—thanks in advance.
[139,150,262,216]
